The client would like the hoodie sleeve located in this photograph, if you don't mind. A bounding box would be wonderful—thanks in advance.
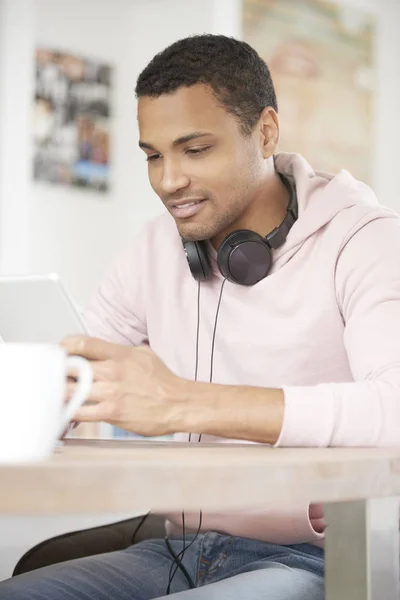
[275,215,400,447]
[82,233,148,347]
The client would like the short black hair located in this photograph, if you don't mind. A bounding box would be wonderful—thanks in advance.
[135,34,277,136]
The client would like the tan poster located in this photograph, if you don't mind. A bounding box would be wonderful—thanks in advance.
[243,0,375,183]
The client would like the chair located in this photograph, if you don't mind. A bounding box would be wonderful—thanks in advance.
[12,514,166,576]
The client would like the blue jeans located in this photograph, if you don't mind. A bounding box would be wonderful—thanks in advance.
[0,532,324,599]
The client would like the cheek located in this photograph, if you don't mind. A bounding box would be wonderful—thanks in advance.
[212,160,249,197]
[195,155,242,194]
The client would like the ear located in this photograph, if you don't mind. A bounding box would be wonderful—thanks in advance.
[258,107,279,159]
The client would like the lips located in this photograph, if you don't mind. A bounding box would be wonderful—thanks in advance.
[168,199,206,219]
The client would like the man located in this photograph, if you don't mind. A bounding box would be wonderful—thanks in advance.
[2,34,400,600]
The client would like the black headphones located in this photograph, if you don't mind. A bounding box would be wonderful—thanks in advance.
[182,173,298,286]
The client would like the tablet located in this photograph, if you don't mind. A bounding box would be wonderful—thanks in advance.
[0,273,87,344]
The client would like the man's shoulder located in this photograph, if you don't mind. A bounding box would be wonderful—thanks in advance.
[332,200,400,254]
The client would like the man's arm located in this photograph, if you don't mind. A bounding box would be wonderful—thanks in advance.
[176,215,400,448]
[171,380,284,444]
[65,215,400,447]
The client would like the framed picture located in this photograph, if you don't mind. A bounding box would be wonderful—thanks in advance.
[33,48,112,192]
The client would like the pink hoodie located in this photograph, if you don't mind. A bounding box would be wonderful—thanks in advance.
[84,153,400,546]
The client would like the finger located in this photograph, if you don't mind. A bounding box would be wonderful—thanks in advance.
[65,382,94,402]
[309,504,324,520]
[61,336,128,361]
[59,421,79,440]
[65,381,74,401]
[67,367,80,381]
[66,380,118,404]
[73,400,115,422]
[91,359,120,382]
[67,360,117,383]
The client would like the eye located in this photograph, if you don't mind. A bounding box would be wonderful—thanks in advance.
[146,154,161,162]
[186,146,211,156]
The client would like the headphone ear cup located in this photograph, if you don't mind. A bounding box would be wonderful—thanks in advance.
[182,240,212,282]
[217,230,273,285]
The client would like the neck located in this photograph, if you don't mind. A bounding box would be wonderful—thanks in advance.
[211,169,290,250]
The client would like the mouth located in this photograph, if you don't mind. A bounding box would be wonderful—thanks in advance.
[168,199,206,219]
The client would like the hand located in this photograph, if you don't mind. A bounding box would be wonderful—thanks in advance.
[61,336,185,437]
[60,421,79,440]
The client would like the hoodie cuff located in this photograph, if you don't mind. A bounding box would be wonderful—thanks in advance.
[274,385,336,447]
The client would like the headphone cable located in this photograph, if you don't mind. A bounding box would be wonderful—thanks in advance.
[165,278,226,594]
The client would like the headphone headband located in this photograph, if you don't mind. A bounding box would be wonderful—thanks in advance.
[182,173,298,285]
[266,175,298,249]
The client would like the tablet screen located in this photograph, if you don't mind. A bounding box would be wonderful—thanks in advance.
[0,274,87,344]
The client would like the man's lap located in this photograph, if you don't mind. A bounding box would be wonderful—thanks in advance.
[0,532,324,600]
[0,538,191,600]
[156,567,324,600]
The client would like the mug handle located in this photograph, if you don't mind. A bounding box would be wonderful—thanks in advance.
[58,356,93,437]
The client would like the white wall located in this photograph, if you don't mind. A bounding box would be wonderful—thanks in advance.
[26,0,162,306]
[0,0,35,277]
[0,0,241,581]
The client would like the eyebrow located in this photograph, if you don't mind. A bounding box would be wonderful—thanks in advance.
[138,132,212,151]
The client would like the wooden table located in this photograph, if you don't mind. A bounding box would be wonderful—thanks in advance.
[1,439,399,600]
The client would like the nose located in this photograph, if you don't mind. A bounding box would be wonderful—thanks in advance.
[159,159,190,195]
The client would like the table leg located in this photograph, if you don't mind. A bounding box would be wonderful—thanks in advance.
[324,498,399,600]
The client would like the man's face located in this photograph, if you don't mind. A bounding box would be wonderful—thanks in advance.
[138,84,265,244]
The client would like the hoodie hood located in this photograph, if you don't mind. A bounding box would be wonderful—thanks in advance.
[197,152,396,276]
[272,152,394,266]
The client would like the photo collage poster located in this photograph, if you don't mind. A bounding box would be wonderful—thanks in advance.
[33,49,112,192]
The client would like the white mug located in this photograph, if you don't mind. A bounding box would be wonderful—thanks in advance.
[0,343,92,463]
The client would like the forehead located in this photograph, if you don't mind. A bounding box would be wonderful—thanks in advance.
[137,84,238,144]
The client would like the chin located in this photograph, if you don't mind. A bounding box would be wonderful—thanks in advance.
[176,222,211,242]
